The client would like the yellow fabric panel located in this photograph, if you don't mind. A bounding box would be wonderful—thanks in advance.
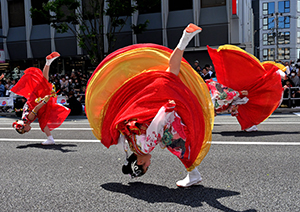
[261,61,287,72]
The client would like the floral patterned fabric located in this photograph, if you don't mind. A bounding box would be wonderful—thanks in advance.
[206,79,248,116]
[118,100,188,159]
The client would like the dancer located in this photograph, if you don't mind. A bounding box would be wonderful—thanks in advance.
[207,45,285,132]
[206,79,248,116]
[86,24,214,187]
[11,52,70,145]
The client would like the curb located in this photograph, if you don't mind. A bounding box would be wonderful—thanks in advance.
[274,108,300,114]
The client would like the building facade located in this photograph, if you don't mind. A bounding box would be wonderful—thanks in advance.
[259,0,300,62]
[0,0,254,74]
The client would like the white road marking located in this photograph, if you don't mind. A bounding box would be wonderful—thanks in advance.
[293,112,300,116]
[213,122,300,125]
[1,138,300,145]
[212,141,300,145]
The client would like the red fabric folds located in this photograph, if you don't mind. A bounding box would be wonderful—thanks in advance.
[11,67,70,131]
[207,45,283,130]
[102,71,205,169]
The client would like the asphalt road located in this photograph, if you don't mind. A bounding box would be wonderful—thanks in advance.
[0,113,299,212]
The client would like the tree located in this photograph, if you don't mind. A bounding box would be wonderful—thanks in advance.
[30,0,160,66]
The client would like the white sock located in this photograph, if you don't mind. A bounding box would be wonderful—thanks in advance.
[47,135,54,141]
[46,57,58,66]
[176,168,202,187]
[176,28,201,51]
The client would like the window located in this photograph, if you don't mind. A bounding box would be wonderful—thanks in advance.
[263,33,275,45]
[268,17,275,29]
[298,0,300,12]
[201,0,226,8]
[31,0,49,25]
[263,18,268,30]
[298,32,300,44]
[263,48,275,61]
[169,0,192,11]
[106,0,131,17]
[278,1,290,13]
[263,34,267,45]
[263,3,267,15]
[298,17,300,28]
[138,0,161,14]
[278,16,290,28]
[83,0,99,20]
[8,0,25,27]
[278,31,290,44]
[262,2,275,15]
[278,47,290,60]
[263,17,274,30]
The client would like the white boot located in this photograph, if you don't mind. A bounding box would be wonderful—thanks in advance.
[244,125,258,132]
[176,23,202,50]
[176,168,202,187]
[42,135,55,145]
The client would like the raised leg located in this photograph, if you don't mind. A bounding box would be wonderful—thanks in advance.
[43,52,60,81]
[167,23,202,76]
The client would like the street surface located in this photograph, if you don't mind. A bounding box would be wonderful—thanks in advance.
[0,113,299,211]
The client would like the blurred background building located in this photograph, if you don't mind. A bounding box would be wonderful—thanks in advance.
[0,0,255,74]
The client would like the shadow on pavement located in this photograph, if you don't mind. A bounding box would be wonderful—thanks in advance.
[16,143,77,153]
[213,130,300,137]
[101,182,257,212]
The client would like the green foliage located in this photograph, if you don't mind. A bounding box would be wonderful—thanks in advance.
[132,20,149,34]
[30,0,160,65]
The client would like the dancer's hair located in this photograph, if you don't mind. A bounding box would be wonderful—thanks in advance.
[122,153,146,178]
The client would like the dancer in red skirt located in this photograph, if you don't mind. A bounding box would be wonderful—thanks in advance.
[86,24,214,187]
[11,52,70,145]
[207,45,285,132]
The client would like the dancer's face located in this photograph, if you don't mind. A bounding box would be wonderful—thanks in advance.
[137,154,152,174]
[24,124,31,133]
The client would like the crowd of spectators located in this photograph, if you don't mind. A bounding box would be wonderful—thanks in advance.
[192,59,215,81]
[0,69,91,116]
[2,58,300,115]
[280,59,300,108]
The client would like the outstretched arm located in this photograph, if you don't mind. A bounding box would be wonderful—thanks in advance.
[43,52,60,81]
[167,24,202,76]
